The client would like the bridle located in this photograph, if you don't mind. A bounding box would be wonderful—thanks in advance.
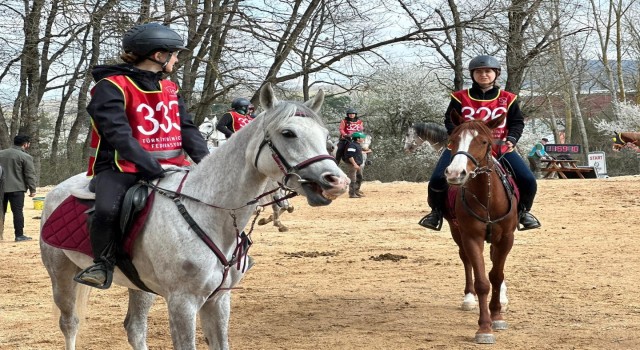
[253,132,335,190]
[451,141,514,237]
[199,120,217,142]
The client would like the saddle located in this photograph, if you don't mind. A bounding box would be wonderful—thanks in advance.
[41,183,156,293]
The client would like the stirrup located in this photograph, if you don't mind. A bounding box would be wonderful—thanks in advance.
[517,212,541,231]
[418,212,443,231]
[73,264,114,289]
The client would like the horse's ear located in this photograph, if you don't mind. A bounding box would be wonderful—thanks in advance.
[304,89,324,113]
[450,109,464,126]
[204,117,210,122]
[485,113,507,130]
[260,83,278,110]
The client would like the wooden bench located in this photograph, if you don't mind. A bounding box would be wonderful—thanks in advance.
[541,160,597,179]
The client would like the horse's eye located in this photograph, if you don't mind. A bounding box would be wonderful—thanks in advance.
[281,130,297,138]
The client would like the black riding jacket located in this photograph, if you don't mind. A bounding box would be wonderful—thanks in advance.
[443,83,525,145]
[87,64,209,179]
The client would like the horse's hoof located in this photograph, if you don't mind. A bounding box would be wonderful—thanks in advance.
[278,227,289,232]
[287,207,294,213]
[475,333,496,344]
[492,320,508,331]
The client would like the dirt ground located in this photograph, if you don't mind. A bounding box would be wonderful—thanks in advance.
[1,176,640,350]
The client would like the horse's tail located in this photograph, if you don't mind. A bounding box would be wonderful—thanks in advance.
[74,284,92,325]
[49,283,92,329]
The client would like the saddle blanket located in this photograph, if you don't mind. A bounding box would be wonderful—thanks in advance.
[41,194,154,257]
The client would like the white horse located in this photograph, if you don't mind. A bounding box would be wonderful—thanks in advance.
[39,84,349,350]
[198,116,227,151]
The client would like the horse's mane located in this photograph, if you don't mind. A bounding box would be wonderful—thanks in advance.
[414,122,448,144]
[261,100,325,133]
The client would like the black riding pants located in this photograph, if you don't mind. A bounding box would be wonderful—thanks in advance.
[3,191,25,237]
[427,149,538,211]
[91,170,138,261]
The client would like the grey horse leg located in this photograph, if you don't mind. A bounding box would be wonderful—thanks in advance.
[124,289,156,350]
[167,293,200,350]
[40,244,83,350]
[199,292,231,350]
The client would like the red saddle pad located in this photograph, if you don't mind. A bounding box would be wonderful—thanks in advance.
[41,193,155,257]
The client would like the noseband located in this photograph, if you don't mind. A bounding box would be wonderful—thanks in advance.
[254,133,335,189]
[451,149,492,177]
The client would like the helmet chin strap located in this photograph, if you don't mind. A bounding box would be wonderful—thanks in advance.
[147,52,173,73]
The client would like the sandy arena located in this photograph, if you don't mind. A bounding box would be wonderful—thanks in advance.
[1,177,639,349]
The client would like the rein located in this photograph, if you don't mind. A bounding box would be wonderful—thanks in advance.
[453,147,514,240]
[146,167,296,298]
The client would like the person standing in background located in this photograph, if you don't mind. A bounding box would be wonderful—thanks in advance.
[0,135,37,242]
[528,137,551,178]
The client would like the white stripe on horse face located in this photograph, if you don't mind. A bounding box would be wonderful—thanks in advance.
[448,130,477,172]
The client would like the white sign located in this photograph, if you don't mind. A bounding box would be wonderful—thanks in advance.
[588,152,607,177]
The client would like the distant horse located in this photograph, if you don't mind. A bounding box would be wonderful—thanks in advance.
[443,110,518,344]
[403,122,448,153]
[257,180,296,232]
[199,116,227,151]
[39,84,349,350]
[361,133,373,168]
[612,131,640,151]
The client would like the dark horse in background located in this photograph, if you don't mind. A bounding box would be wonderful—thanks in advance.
[612,131,640,151]
[403,122,448,153]
[443,110,518,344]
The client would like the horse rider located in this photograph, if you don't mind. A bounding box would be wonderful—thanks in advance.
[75,23,210,289]
[418,55,541,231]
[248,103,258,119]
[215,98,256,138]
[335,107,364,165]
[343,132,370,198]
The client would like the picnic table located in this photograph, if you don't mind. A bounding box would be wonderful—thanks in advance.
[541,159,597,179]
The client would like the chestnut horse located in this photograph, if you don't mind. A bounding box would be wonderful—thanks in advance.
[612,131,640,151]
[444,110,518,344]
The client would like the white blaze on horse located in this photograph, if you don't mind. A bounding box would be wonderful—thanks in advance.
[403,122,448,154]
[39,84,349,350]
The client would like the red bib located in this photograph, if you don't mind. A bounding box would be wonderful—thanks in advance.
[87,76,188,175]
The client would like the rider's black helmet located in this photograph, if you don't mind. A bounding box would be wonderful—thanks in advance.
[468,55,501,73]
[231,98,251,114]
[122,23,187,57]
[346,107,357,116]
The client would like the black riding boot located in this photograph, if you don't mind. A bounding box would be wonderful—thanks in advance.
[74,219,117,289]
[518,209,541,231]
[419,187,446,231]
